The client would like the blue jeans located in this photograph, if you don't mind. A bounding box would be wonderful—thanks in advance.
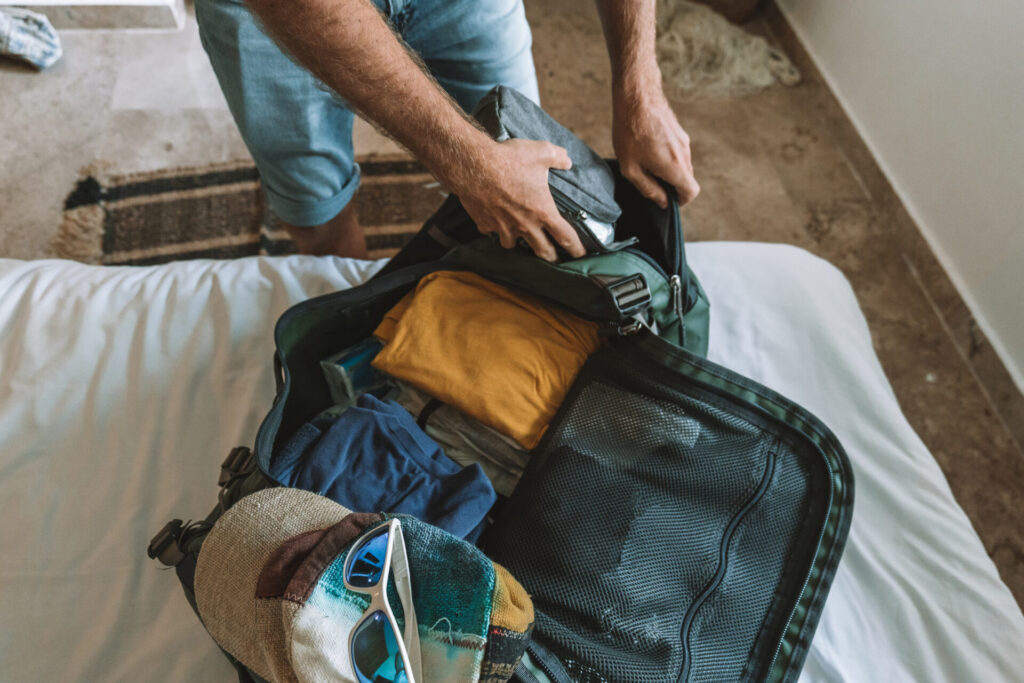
[195,0,540,227]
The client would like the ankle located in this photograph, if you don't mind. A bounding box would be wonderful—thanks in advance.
[284,205,368,259]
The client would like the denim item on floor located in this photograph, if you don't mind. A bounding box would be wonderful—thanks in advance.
[270,393,496,541]
[0,7,61,70]
[194,0,539,227]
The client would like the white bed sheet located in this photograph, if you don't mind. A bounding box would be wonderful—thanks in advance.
[0,243,1020,682]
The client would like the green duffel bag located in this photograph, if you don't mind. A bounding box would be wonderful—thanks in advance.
[149,88,851,683]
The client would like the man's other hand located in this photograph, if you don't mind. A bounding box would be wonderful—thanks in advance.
[451,138,587,263]
[613,89,700,210]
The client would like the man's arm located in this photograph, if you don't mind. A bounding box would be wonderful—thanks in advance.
[595,0,700,208]
[245,0,583,261]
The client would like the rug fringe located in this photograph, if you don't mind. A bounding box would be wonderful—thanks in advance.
[52,203,105,264]
[51,161,115,264]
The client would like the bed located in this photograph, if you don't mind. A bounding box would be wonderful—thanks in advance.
[0,243,1021,682]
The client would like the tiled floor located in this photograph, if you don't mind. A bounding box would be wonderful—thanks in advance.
[1,0,1022,604]
[524,2,1024,605]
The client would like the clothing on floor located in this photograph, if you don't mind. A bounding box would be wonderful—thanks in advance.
[390,380,528,497]
[372,270,604,449]
[270,393,496,541]
[0,7,61,70]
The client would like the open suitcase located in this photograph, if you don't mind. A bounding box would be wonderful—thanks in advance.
[149,88,853,683]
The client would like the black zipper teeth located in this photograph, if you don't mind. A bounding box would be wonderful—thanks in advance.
[670,211,684,276]
[625,246,670,280]
[764,462,833,679]
[663,202,688,304]
[549,183,617,224]
[549,186,603,254]
[678,447,778,682]
[527,641,566,682]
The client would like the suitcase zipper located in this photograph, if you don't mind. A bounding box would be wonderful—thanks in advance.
[764,461,833,680]
[678,447,778,682]
[626,246,670,279]
[549,183,619,225]
[550,185,602,254]
[549,185,636,254]
[525,641,571,682]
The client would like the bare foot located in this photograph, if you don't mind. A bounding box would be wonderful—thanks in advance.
[284,202,369,258]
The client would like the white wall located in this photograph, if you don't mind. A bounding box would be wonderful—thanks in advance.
[776,0,1024,391]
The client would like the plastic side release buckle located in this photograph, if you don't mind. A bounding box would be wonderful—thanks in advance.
[218,446,255,487]
[604,273,651,316]
[148,519,187,567]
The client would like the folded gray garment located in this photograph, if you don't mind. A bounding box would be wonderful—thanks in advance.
[473,86,626,254]
[390,380,528,497]
[0,8,62,70]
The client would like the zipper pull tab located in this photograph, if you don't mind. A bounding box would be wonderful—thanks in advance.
[670,274,688,347]
[670,274,684,320]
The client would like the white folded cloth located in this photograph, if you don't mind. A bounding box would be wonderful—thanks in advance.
[0,7,62,70]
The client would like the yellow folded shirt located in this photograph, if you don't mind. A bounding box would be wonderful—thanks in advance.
[372,270,603,449]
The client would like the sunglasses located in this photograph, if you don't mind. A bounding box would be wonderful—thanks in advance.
[343,518,422,683]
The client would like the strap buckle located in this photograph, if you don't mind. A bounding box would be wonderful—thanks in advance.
[593,273,652,335]
[602,273,652,316]
[148,519,187,567]
[218,446,256,487]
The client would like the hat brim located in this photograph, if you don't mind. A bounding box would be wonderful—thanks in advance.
[195,488,353,682]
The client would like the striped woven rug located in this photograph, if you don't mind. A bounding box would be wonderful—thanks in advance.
[54,157,445,265]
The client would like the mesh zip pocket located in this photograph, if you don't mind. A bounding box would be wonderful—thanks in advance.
[484,347,824,682]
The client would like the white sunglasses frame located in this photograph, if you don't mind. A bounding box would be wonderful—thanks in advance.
[343,518,423,683]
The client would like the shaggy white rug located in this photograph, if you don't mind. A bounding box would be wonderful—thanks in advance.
[657,0,801,98]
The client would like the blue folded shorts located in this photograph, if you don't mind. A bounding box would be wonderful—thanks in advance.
[195,0,540,226]
[270,394,497,542]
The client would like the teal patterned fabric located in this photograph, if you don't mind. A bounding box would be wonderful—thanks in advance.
[382,514,496,641]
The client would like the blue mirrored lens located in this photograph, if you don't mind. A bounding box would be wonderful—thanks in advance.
[346,527,390,588]
[351,610,407,683]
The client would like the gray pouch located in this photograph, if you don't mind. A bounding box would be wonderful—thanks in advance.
[473,86,631,254]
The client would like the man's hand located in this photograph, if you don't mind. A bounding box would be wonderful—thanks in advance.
[245,0,583,261]
[614,89,700,209]
[448,138,587,263]
[596,0,699,210]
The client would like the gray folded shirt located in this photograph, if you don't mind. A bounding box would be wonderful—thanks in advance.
[390,380,529,497]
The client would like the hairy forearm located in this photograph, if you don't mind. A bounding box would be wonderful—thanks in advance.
[596,0,699,206]
[594,0,663,103]
[245,0,494,189]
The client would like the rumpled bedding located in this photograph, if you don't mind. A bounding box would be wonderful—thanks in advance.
[0,244,1021,681]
